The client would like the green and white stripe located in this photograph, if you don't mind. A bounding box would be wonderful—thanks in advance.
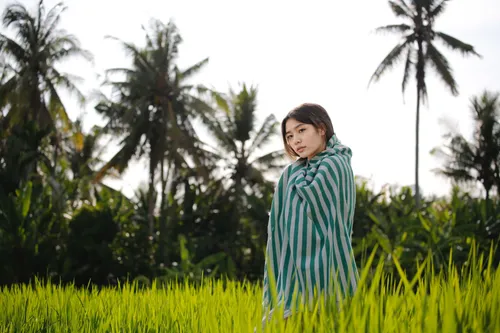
[262,134,359,318]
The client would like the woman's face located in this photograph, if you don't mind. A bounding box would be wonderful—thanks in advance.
[285,118,326,159]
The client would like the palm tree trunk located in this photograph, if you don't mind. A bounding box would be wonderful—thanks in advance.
[415,87,421,209]
[147,160,156,237]
[158,159,172,265]
[415,27,425,211]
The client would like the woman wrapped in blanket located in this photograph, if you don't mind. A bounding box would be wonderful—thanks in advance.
[262,103,359,323]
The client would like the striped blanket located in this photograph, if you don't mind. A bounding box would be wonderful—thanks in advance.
[262,134,359,319]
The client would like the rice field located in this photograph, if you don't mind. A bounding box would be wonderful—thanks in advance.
[1,249,499,332]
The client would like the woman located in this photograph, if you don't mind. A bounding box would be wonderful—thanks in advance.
[262,103,359,322]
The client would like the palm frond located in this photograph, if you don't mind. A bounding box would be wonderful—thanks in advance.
[39,2,66,43]
[0,34,28,64]
[36,0,45,34]
[49,68,86,107]
[105,36,156,73]
[0,75,19,110]
[388,0,414,18]
[429,0,448,19]
[46,80,71,131]
[183,92,217,118]
[198,110,237,154]
[435,32,481,57]
[250,149,287,172]
[434,167,475,184]
[212,90,230,114]
[2,4,40,54]
[181,57,209,79]
[426,43,458,96]
[92,120,148,183]
[2,3,31,28]
[193,86,231,116]
[104,68,137,80]
[368,38,412,86]
[375,24,412,35]
[438,135,477,174]
[401,46,414,97]
[38,102,54,130]
[167,105,214,180]
[48,37,94,63]
[247,114,279,157]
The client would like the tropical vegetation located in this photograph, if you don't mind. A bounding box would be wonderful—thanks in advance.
[0,1,498,331]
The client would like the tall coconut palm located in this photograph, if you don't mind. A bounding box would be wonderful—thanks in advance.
[368,0,481,208]
[94,19,216,237]
[432,91,500,201]
[0,0,92,133]
[205,84,286,199]
[198,83,286,275]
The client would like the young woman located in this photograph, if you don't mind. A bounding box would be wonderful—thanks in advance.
[262,103,359,322]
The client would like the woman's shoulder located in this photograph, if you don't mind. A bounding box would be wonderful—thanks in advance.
[314,148,353,180]
[275,160,305,185]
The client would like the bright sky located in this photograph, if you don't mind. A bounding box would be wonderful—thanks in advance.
[2,0,500,199]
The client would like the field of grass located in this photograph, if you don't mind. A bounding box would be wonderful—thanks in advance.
[1,249,499,332]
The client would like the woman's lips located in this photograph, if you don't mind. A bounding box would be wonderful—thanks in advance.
[297,147,305,153]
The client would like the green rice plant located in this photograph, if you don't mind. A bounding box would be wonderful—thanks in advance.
[0,245,498,332]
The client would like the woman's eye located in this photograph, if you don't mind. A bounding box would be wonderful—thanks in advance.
[299,128,305,133]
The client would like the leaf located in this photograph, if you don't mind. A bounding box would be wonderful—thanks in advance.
[388,0,414,18]
[420,215,432,232]
[368,38,413,86]
[178,234,191,271]
[20,181,32,219]
[195,252,226,269]
[372,227,392,254]
[435,32,481,58]
[368,211,383,226]
[401,46,414,97]
[73,131,84,152]
[375,24,412,35]
[426,43,458,96]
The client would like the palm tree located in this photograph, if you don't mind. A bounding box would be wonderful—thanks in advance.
[205,84,286,198]
[94,19,216,238]
[368,0,481,208]
[61,119,124,208]
[0,0,92,133]
[432,91,500,201]
[201,84,286,273]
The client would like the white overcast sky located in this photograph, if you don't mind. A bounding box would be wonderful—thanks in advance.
[2,0,499,198]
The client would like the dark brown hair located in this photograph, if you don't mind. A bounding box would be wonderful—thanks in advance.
[281,103,335,159]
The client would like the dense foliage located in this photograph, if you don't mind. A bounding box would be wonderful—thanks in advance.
[0,0,498,290]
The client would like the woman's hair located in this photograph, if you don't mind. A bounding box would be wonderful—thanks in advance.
[281,103,335,159]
